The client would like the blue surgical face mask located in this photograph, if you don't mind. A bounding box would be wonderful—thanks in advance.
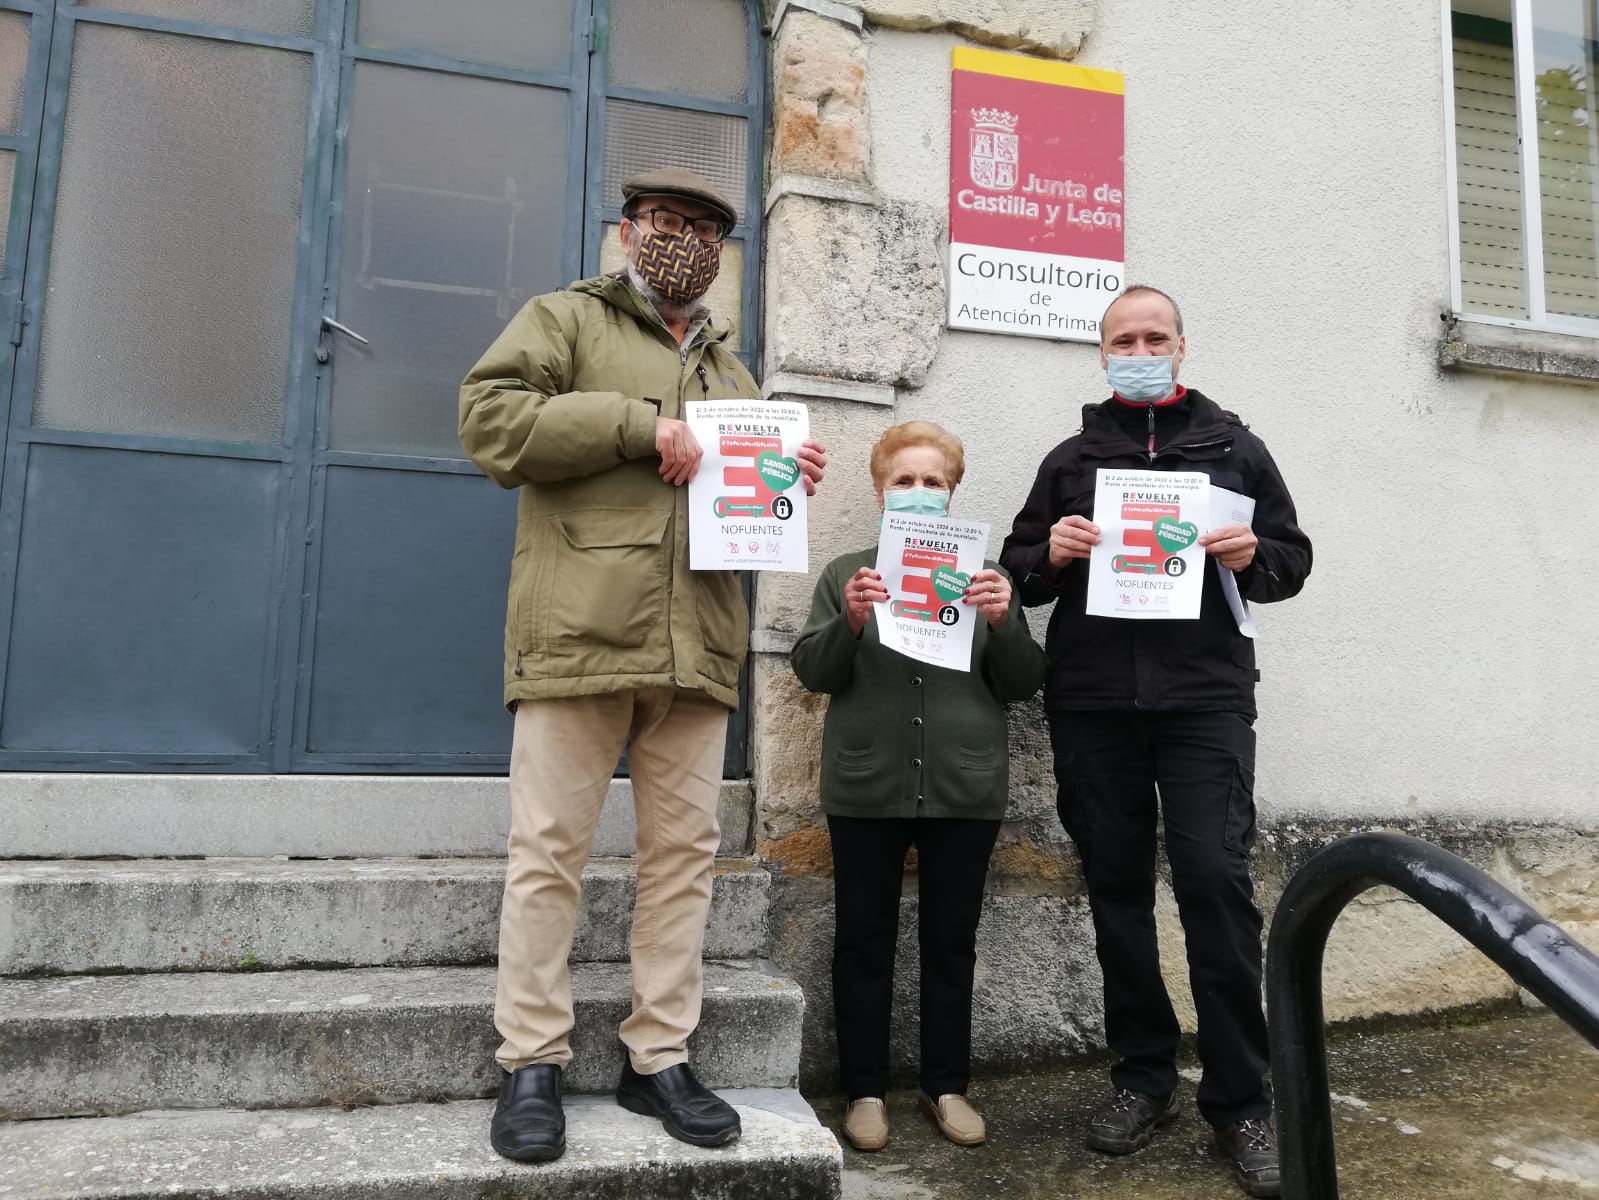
[882,486,950,516]
[1105,352,1177,403]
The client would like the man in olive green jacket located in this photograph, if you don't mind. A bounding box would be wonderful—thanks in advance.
[459,168,826,1163]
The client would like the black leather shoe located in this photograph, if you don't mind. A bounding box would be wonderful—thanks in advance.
[1215,1116,1281,1197]
[1084,1087,1180,1154]
[489,1064,565,1162]
[615,1060,742,1147]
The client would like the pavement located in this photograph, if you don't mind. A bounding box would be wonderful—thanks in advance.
[810,1008,1599,1199]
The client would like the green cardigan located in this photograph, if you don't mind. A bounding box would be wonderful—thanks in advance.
[791,547,1046,820]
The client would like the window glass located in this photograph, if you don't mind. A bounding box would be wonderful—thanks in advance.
[34,26,311,442]
[1453,1,1527,318]
[356,0,572,73]
[81,0,317,39]
[608,0,748,102]
[602,100,747,219]
[0,11,27,134]
[1532,0,1599,319]
[599,223,743,350]
[328,64,570,457]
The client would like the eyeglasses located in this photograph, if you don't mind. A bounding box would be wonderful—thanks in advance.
[634,205,730,244]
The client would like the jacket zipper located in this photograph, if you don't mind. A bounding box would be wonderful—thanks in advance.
[696,363,709,399]
[1146,403,1156,462]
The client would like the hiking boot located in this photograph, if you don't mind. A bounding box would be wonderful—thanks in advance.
[1215,1116,1281,1198]
[918,1091,986,1146]
[1084,1087,1180,1154]
[842,1097,889,1151]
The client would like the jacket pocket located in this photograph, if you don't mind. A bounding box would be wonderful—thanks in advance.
[834,745,877,775]
[1223,755,1257,856]
[958,745,1000,772]
[696,570,749,666]
[543,509,672,649]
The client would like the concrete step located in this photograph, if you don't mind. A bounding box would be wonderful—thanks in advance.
[0,961,803,1119]
[0,1091,843,1199]
[0,857,770,974]
[0,774,755,858]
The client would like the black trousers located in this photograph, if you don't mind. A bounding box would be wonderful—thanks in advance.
[828,814,1001,1100]
[1049,710,1270,1126]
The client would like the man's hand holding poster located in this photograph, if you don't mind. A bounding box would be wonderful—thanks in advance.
[1086,468,1210,620]
[686,400,809,572]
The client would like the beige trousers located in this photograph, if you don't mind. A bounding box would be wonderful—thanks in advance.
[493,687,728,1075]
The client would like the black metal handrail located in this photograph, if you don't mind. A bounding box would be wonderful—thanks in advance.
[1266,831,1599,1199]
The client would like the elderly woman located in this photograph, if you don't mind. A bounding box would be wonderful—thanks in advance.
[791,420,1045,1152]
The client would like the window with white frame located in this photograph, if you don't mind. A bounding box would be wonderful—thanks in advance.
[1448,0,1599,332]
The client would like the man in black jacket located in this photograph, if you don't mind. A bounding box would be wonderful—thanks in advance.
[1000,286,1311,1199]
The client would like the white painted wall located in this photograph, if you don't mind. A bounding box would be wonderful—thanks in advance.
[860,2,1599,825]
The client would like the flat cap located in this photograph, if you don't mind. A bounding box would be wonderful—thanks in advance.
[621,167,738,231]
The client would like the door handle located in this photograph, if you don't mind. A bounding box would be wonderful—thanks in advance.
[320,314,370,345]
[316,314,369,363]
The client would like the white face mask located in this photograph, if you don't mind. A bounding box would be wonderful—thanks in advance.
[1105,352,1177,402]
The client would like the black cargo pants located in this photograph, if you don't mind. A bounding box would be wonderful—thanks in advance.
[1048,709,1270,1126]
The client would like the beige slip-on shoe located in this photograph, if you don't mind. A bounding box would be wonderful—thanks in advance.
[919,1091,986,1146]
[843,1097,889,1151]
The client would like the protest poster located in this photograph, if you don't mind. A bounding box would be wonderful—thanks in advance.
[686,400,808,572]
[872,512,990,671]
[1086,468,1210,619]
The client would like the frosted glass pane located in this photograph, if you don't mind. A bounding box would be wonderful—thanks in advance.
[82,0,316,38]
[35,27,310,443]
[0,12,27,134]
[357,0,571,73]
[602,101,747,218]
[608,0,748,102]
[0,152,13,268]
[599,223,742,351]
[328,63,570,457]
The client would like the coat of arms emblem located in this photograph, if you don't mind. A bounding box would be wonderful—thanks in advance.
[968,108,1019,192]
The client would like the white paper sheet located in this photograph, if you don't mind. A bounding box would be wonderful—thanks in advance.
[1210,484,1258,638]
[685,399,809,572]
[871,512,991,672]
[1086,468,1211,620]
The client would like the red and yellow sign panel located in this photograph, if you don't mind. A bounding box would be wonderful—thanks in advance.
[948,47,1125,342]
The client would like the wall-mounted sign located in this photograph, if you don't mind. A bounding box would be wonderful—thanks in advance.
[948,47,1125,343]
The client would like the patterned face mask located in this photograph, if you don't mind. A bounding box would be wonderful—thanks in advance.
[631,227,722,308]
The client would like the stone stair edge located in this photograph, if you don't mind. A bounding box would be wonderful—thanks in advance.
[0,960,799,1020]
[0,961,806,1115]
[0,855,771,874]
[0,858,772,977]
[0,1092,842,1200]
